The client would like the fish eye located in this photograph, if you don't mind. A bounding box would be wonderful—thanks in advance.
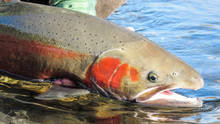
[147,71,158,83]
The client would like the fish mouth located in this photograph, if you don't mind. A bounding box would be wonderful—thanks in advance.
[134,86,203,108]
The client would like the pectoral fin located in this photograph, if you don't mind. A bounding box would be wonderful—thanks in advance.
[35,85,90,101]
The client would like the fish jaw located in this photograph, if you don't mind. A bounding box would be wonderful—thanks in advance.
[130,67,204,108]
[134,86,203,108]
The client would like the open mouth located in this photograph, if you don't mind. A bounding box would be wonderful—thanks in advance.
[134,87,203,108]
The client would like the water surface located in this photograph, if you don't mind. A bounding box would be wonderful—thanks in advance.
[108,0,220,123]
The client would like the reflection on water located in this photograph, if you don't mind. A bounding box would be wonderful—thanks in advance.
[1,85,220,123]
[0,87,208,124]
[1,0,220,123]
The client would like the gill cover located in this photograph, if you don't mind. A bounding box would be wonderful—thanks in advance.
[89,47,139,100]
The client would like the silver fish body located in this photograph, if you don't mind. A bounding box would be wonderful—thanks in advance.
[0,2,204,107]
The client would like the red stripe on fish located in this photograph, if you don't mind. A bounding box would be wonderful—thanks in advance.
[110,63,129,89]
[0,35,82,59]
[90,57,121,89]
[0,34,85,79]
[88,57,137,90]
[130,67,139,82]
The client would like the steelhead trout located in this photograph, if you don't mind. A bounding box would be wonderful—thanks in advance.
[0,1,204,107]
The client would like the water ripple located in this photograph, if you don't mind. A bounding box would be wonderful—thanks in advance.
[108,0,220,123]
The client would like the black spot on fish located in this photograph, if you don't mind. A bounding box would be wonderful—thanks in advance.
[51,39,56,45]
[88,48,91,53]
[76,37,79,40]
[94,34,98,37]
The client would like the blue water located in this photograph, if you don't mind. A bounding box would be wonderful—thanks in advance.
[108,0,220,123]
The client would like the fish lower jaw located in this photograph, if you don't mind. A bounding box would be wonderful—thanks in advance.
[135,88,203,108]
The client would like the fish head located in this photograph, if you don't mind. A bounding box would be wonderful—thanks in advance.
[89,40,204,107]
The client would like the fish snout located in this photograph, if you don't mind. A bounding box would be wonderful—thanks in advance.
[190,75,204,90]
[176,72,204,91]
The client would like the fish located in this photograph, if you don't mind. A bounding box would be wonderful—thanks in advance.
[0,1,204,107]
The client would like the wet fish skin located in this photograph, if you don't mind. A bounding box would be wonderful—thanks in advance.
[0,2,135,79]
[0,2,204,107]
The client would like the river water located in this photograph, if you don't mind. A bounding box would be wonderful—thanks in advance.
[1,0,220,123]
[108,0,220,123]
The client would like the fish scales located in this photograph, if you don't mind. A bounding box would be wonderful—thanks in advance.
[0,2,144,80]
[0,2,142,54]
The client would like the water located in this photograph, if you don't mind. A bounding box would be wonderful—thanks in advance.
[1,0,220,123]
[108,0,220,123]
